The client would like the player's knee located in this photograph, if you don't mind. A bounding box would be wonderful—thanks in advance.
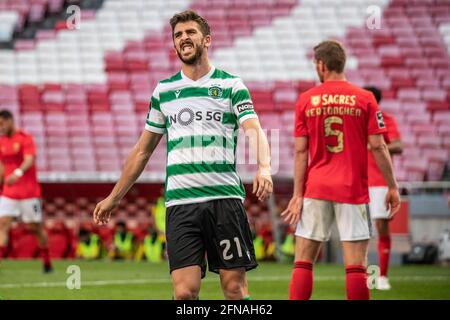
[222,279,245,299]
[174,286,199,300]
[375,220,389,235]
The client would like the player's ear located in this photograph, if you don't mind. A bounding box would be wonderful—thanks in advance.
[204,34,211,49]
[318,60,326,73]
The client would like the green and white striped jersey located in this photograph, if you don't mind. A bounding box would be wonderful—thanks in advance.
[145,66,258,207]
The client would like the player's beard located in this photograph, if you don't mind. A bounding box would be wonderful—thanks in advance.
[176,42,204,65]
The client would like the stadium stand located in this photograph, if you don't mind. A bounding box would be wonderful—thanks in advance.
[0,0,449,258]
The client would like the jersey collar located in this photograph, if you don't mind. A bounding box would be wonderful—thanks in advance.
[181,65,216,85]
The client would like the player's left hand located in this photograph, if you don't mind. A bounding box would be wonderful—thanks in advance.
[93,196,120,225]
[253,168,273,202]
[5,174,19,185]
[385,187,401,219]
[281,196,303,226]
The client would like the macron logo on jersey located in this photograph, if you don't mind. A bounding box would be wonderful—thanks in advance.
[376,111,386,129]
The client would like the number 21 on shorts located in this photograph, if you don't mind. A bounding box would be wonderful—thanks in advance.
[220,237,243,260]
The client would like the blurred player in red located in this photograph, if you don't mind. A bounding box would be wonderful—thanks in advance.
[364,86,403,290]
[282,41,400,300]
[0,110,52,272]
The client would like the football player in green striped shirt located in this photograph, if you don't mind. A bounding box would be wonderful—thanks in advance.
[93,10,273,300]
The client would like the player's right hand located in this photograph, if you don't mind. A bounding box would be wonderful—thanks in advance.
[385,187,401,219]
[93,196,120,225]
[281,196,303,226]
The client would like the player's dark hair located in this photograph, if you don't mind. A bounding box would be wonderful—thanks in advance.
[116,220,126,228]
[363,86,382,103]
[313,40,346,73]
[79,228,89,237]
[170,10,211,38]
[0,109,13,119]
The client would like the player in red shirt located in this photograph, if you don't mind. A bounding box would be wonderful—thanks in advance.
[0,110,52,272]
[364,86,403,291]
[281,41,400,300]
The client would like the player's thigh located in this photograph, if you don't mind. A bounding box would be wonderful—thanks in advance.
[19,198,43,224]
[375,219,390,235]
[294,236,323,263]
[334,202,372,242]
[0,196,21,223]
[166,203,206,278]
[334,202,371,266]
[369,187,390,220]
[295,198,335,242]
[203,199,257,274]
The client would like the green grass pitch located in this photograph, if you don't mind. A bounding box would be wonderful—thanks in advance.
[1,260,450,300]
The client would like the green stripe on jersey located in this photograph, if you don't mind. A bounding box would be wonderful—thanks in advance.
[146,120,165,129]
[211,69,239,80]
[166,163,236,176]
[232,89,252,106]
[159,87,232,104]
[167,135,235,152]
[160,72,182,83]
[165,184,245,201]
[222,112,237,125]
[150,96,161,111]
[237,110,256,120]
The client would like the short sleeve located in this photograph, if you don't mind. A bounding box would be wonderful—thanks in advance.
[385,113,401,141]
[144,85,166,134]
[367,94,387,136]
[294,93,308,137]
[231,78,258,124]
[23,134,36,156]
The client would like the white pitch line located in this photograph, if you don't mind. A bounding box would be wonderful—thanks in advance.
[0,275,449,289]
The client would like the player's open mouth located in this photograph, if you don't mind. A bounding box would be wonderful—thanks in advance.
[181,43,193,53]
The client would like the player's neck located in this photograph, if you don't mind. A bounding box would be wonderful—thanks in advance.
[323,72,346,82]
[181,56,212,81]
[7,127,16,137]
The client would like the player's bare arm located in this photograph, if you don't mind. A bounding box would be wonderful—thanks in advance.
[0,161,4,186]
[281,136,308,225]
[5,154,34,186]
[387,139,403,155]
[242,118,273,202]
[368,134,401,218]
[93,130,163,225]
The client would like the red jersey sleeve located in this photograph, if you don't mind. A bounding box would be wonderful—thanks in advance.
[22,134,36,156]
[367,94,387,136]
[385,113,401,141]
[294,93,308,137]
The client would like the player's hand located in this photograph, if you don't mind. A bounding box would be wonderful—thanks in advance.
[281,196,303,226]
[253,168,273,202]
[93,196,120,225]
[385,187,401,219]
[5,174,19,185]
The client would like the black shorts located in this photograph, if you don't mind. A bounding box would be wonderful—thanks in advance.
[166,198,258,277]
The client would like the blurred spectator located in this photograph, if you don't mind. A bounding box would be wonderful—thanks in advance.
[250,221,266,261]
[280,226,295,258]
[136,224,165,262]
[76,227,102,260]
[108,220,136,260]
[153,188,166,238]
